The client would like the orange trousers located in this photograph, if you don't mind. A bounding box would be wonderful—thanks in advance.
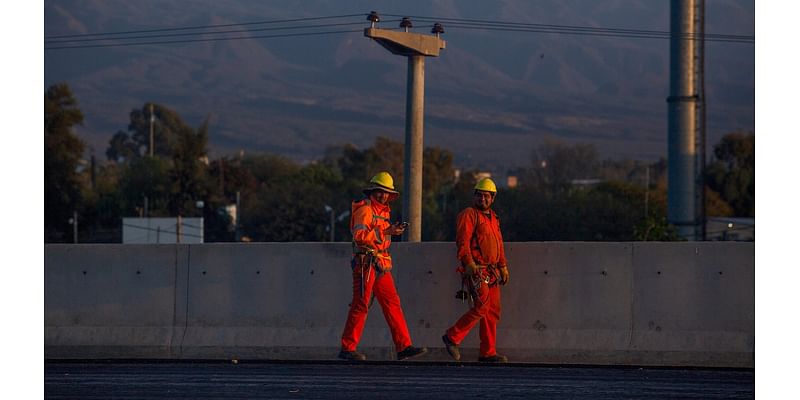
[340,262,412,352]
[445,281,501,357]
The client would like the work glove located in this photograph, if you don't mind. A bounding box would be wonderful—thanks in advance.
[498,265,510,285]
[464,261,479,277]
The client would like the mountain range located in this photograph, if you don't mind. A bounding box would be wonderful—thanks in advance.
[44,0,754,173]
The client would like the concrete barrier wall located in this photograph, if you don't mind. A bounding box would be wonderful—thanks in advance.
[45,242,754,367]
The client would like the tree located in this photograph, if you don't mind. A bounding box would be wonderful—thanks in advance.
[706,132,754,217]
[45,83,85,242]
[107,103,212,220]
[322,137,457,241]
[237,154,339,241]
[169,119,210,217]
[106,130,138,162]
[118,156,173,217]
[525,137,600,195]
[105,103,201,162]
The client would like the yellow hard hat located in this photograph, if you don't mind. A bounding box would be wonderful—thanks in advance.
[364,171,400,200]
[474,178,497,193]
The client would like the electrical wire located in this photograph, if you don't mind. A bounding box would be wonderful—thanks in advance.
[44,12,753,50]
[385,14,754,43]
[45,20,379,45]
[45,28,364,50]
[45,13,367,39]
[439,23,753,43]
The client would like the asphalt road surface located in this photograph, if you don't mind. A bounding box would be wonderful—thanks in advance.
[45,361,754,399]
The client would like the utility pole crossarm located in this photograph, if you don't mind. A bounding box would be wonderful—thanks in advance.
[363,14,445,242]
[364,28,446,57]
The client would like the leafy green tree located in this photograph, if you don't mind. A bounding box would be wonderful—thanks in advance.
[45,83,85,242]
[118,157,173,217]
[322,137,457,241]
[202,155,253,242]
[237,154,342,241]
[706,132,754,217]
[106,103,202,162]
[169,119,210,217]
[421,146,457,240]
[106,103,212,220]
[106,130,138,162]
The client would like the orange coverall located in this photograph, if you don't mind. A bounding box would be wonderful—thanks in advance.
[445,206,508,358]
[340,198,412,352]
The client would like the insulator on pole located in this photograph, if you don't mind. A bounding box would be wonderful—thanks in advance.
[431,23,444,37]
[400,17,413,32]
[367,11,380,28]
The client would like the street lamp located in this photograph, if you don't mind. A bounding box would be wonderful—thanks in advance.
[324,205,350,242]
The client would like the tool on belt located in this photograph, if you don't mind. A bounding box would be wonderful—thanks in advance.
[352,247,392,298]
[455,264,500,307]
[352,250,374,299]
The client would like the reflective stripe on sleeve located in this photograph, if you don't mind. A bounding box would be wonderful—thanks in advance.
[352,224,369,234]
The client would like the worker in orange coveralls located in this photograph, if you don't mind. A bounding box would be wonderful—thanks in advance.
[338,171,428,361]
[442,177,510,363]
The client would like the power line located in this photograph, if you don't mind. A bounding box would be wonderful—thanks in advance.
[383,13,754,43]
[430,23,753,44]
[45,28,364,50]
[44,12,754,51]
[45,20,379,45]
[45,13,367,39]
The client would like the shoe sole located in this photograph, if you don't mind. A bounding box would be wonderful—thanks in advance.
[478,357,508,363]
[442,336,461,361]
[397,348,428,361]
[338,352,366,361]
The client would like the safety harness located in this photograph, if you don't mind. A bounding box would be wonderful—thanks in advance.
[456,209,502,307]
[351,199,393,299]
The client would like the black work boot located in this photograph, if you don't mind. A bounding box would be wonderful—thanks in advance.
[397,345,428,361]
[442,335,461,361]
[478,354,508,363]
[338,350,367,361]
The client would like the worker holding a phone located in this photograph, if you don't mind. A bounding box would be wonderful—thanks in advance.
[338,171,428,362]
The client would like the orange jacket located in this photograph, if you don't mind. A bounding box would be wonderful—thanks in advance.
[456,206,507,268]
[350,198,393,270]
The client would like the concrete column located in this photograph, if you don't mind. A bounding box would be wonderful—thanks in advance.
[403,55,425,242]
[667,0,697,240]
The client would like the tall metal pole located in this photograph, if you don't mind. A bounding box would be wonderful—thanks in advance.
[667,0,698,240]
[403,55,425,242]
[695,0,707,240]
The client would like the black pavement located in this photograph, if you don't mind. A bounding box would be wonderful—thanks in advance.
[45,361,754,399]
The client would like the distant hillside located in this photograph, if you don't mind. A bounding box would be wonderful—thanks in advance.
[44,0,754,172]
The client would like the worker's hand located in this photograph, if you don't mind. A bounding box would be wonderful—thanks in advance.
[464,261,479,277]
[384,222,406,236]
[498,265,510,285]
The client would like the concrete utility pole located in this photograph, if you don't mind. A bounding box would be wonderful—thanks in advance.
[667,0,700,240]
[364,12,446,242]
